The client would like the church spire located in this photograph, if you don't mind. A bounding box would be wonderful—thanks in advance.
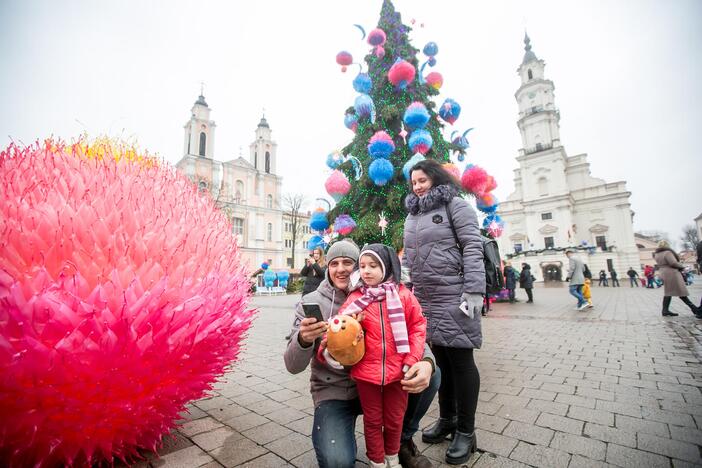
[522,32,538,65]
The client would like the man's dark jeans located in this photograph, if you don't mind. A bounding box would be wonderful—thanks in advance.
[312,367,441,467]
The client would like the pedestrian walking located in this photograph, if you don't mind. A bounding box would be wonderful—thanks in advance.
[626,267,640,287]
[565,250,588,310]
[503,262,518,303]
[598,270,608,287]
[654,240,701,318]
[519,263,535,303]
[610,269,620,287]
[644,265,655,288]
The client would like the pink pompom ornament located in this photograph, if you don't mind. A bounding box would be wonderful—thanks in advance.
[425,72,443,90]
[461,164,490,198]
[336,51,353,72]
[442,162,461,180]
[0,138,255,467]
[333,214,357,236]
[325,170,351,202]
[388,59,416,90]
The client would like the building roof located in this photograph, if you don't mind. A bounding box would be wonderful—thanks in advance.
[258,115,270,128]
[695,212,702,221]
[194,94,208,107]
[522,32,538,65]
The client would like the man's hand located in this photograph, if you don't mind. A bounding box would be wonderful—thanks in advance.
[400,360,432,393]
[298,317,327,347]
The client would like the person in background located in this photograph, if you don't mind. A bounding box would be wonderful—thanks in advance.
[644,265,655,288]
[503,262,518,303]
[626,267,640,287]
[565,250,587,311]
[583,264,593,282]
[610,268,620,287]
[654,240,701,318]
[519,263,535,303]
[582,277,593,308]
[598,270,608,287]
[300,247,327,297]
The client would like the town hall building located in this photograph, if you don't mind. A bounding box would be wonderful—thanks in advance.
[497,35,639,281]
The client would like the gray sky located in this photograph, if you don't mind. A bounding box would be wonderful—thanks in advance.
[1,0,700,244]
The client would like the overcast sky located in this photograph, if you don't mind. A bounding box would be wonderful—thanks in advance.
[1,0,700,244]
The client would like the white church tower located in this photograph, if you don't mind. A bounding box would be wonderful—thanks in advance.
[499,34,639,282]
[183,93,216,159]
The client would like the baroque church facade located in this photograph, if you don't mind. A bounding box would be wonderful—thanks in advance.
[497,35,639,281]
[175,94,310,271]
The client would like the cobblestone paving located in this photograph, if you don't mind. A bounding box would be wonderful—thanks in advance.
[146,281,702,467]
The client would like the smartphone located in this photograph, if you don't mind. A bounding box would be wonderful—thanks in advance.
[302,303,324,323]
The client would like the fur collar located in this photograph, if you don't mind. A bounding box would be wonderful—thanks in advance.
[655,247,680,261]
[405,184,459,215]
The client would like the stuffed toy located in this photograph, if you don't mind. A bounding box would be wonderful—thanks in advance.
[326,314,365,366]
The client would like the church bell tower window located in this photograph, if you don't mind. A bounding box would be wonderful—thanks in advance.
[199,132,206,156]
[265,151,271,173]
[527,69,533,80]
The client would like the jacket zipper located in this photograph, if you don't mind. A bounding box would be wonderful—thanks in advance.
[379,301,386,386]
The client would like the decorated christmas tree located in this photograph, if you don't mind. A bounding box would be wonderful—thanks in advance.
[317,0,503,250]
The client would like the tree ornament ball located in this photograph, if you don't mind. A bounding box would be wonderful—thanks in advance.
[0,138,255,466]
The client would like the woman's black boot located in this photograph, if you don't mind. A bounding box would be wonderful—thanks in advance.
[422,417,456,444]
[445,431,477,465]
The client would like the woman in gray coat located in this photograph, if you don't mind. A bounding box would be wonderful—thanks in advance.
[654,240,701,317]
[403,159,485,465]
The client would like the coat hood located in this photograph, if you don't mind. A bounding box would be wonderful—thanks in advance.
[359,243,402,284]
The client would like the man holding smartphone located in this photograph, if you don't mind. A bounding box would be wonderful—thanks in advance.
[284,239,439,468]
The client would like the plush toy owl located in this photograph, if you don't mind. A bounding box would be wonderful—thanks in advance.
[326,315,365,366]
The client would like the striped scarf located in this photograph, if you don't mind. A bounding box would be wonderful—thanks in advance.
[342,282,409,354]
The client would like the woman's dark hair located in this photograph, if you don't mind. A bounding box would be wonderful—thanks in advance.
[408,159,461,192]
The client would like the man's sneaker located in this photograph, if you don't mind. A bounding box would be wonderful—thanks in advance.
[578,304,589,311]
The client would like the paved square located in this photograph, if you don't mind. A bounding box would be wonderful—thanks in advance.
[146,281,702,467]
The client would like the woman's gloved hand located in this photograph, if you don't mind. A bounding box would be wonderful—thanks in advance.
[460,292,484,319]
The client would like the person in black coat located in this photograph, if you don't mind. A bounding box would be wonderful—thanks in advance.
[519,263,535,303]
[300,247,327,297]
[503,262,518,303]
[598,270,608,287]
[610,269,620,287]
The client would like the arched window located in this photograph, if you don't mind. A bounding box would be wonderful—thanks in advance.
[267,194,273,209]
[254,152,257,169]
[198,132,206,156]
[265,151,271,173]
[537,177,548,196]
[527,69,533,80]
[267,223,273,241]
[198,180,207,192]
[235,180,244,203]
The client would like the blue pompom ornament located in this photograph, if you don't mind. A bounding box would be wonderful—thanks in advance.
[439,98,461,125]
[423,42,439,57]
[277,270,290,288]
[367,131,395,159]
[310,211,330,231]
[354,94,376,123]
[408,129,433,155]
[326,151,344,169]
[261,262,269,270]
[353,72,372,94]
[369,159,394,186]
[263,269,277,287]
[402,153,426,181]
[344,112,358,132]
[308,235,325,251]
[403,102,430,130]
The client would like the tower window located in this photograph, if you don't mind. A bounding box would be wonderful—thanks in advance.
[235,180,244,203]
[538,177,548,196]
[267,194,273,209]
[254,152,258,168]
[541,212,552,221]
[596,235,607,251]
[267,223,273,241]
[527,69,533,80]
[199,132,206,156]
[232,218,244,236]
[544,236,554,249]
[265,151,271,173]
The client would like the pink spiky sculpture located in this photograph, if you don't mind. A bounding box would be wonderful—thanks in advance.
[0,138,255,467]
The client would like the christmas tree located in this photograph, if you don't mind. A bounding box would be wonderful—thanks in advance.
[319,0,502,251]
[325,0,461,249]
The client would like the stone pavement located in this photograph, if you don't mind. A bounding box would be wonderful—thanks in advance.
[145,281,702,468]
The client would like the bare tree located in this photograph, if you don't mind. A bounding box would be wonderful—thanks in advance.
[680,224,700,251]
[284,193,307,268]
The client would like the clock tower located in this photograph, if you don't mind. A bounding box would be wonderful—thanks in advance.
[515,33,561,152]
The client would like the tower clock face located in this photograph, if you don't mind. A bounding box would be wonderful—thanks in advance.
[527,91,536,99]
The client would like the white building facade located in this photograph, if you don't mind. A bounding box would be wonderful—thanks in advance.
[498,35,639,281]
[176,94,286,271]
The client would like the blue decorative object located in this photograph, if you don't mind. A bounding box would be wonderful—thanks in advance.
[403,102,430,130]
[308,235,325,251]
[367,131,395,159]
[354,94,376,123]
[310,211,330,231]
[344,112,358,132]
[439,98,461,125]
[408,129,433,155]
[423,42,439,57]
[326,151,344,169]
[353,72,372,94]
[482,214,503,229]
[369,159,394,186]
[476,194,499,214]
[402,153,426,180]
[261,262,269,270]
[277,270,290,288]
[263,269,277,287]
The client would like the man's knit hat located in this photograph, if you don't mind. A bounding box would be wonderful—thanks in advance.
[326,239,360,263]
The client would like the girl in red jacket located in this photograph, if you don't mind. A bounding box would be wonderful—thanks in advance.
[337,243,426,467]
